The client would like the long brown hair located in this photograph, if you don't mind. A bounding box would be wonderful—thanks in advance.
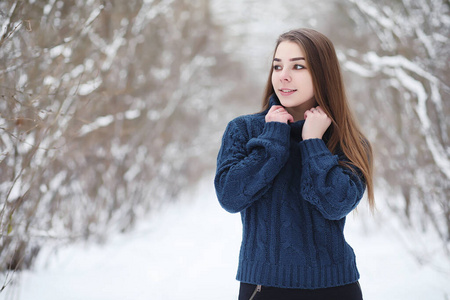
[262,28,375,210]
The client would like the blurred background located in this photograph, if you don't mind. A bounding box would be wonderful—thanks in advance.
[0,0,449,299]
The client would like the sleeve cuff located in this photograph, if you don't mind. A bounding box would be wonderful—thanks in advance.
[260,121,291,143]
[299,138,331,160]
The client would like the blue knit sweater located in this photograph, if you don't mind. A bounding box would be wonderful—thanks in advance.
[214,96,366,289]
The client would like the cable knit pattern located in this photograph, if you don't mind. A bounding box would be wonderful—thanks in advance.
[214,95,366,289]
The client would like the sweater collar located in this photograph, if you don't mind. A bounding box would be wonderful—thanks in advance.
[268,94,306,129]
[268,94,281,109]
[267,95,332,143]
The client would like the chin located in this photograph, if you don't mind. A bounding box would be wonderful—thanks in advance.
[279,97,316,109]
[279,100,304,108]
[279,102,296,107]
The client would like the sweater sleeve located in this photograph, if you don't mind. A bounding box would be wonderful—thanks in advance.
[299,138,366,220]
[214,117,290,213]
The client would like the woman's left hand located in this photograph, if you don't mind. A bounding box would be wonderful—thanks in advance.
[302,106,332,140]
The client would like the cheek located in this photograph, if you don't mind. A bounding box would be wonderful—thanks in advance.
[302,74,314,93]
[307,80,314,94]
[271,73,277,87]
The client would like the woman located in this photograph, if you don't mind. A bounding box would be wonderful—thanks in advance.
[214,28,374,300]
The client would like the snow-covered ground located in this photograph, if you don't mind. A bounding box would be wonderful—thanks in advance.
[3,175,450,300]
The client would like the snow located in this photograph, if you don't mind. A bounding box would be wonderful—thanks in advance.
[43,75,58,87]
[123,110,140,120]
[101,29,126,71]
[78,114,113,136]
[70,65,84,78]
[17,74,27,88]
[5,175,450,300]
[361,52,450,180]
[343,60,376,77]
[49,44,71,59]
[365,52,439,86]
[77,78,102,96]
[84,5,104,27]
[43,0,56,17]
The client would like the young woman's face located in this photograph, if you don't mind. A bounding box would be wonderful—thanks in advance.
[271,41,315,110]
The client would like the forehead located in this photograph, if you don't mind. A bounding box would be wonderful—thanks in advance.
[274,41,305,59]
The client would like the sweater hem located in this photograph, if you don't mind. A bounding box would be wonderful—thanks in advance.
[236,259,360,289]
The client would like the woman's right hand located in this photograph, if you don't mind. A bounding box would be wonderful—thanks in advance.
[265,105,294,124]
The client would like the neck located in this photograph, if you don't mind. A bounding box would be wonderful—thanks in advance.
[285,99,317,122]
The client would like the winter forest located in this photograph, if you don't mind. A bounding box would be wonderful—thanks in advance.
[0,0,449,299]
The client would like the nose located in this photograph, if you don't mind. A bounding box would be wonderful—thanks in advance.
[280,69,291,82]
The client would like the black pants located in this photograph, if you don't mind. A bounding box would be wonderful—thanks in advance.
[238,281,363,300]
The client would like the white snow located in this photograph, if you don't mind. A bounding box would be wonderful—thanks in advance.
[343,60,376,77]
[49,44,72,59]
[84,5,104,28]
[5,175,449,300]
[17,74,27,88]
[124,110,140,120]
[78,115,113,136]
[361,52,450,180]
[48,171,67,191]
[101,29,126,72]
[43,0,56,17]
[43,75,58,87]
[70,65,84,78]
[77,78,102,96]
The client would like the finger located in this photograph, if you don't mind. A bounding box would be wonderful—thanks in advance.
[304,110,312,119]
[287,114,294,123]
[279,110,291,117]
[268,106,277,114]
[269,106,283,115]
[269,105,281,112]
[275,108,287,115]
[315,106,325,114]
[279,112,293,124]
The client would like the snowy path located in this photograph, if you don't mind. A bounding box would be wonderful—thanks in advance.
[4,175,450,300]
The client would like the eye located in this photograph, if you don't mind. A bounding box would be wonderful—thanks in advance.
[273,65,282,71]
[293,64,305,70]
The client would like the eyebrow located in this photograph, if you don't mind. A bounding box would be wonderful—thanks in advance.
[273,57,305,62]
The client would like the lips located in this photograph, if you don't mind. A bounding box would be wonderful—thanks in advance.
[279,88,297,96]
